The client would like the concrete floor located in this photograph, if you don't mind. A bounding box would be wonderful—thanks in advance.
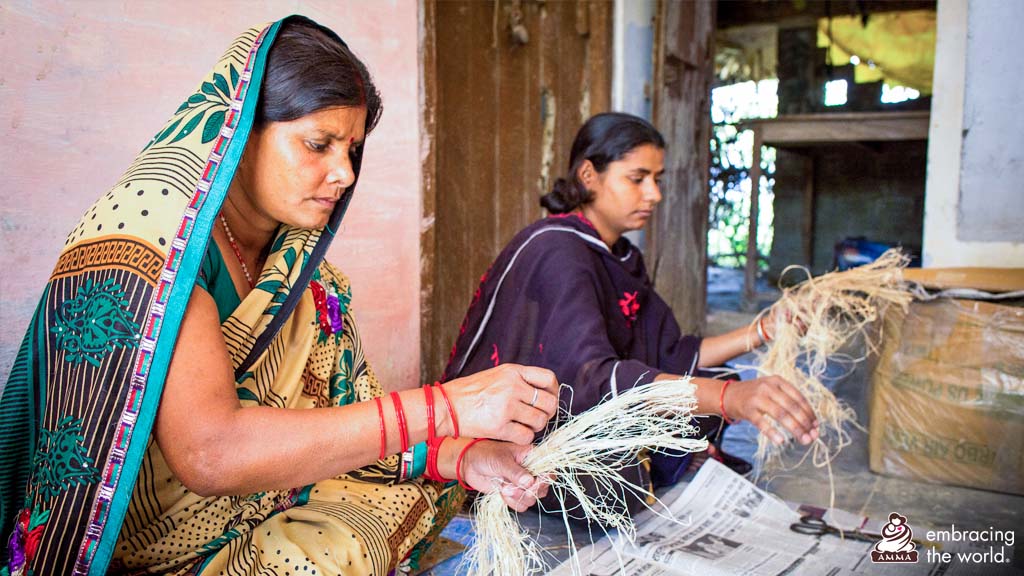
[418,269,1023,575]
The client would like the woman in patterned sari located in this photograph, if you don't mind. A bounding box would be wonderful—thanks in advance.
[0,16,557,576]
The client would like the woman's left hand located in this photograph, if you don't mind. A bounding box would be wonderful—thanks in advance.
[460,441,549,512]
[764,305,808,342]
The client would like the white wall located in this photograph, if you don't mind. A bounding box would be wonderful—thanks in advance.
[923,0,1024,267]
[612,0,656,119]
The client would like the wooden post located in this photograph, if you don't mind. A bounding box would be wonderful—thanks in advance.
[743,128,762,311]
[649,0,715,335]
[802,154,816,268]
[419,0,439,383]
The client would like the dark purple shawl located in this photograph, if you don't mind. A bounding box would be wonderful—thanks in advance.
[442,214,702,416]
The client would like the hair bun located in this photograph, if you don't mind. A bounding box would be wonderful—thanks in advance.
[540,178,575,214]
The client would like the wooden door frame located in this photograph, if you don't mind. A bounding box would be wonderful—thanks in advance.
[648,0,716,334]
[419,0,439,381]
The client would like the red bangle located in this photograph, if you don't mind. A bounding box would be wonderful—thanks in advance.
[456,438,485,491]
[375,397,387,460]
[436,382,460,438]
[720,380,735,425]
[425,436,450,482]
[424,384,436,444]
[390,391,409,454]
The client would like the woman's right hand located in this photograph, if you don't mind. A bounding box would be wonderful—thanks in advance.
[460,440,550,512]
[723,376,819,446]
[441,364,558,445]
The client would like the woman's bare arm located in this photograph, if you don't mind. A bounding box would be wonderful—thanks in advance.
[654,373,819,446]
[154,288,558,496]
[697,323,762,368]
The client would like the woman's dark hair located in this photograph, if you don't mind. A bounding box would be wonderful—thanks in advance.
[257,16,383,135]
[540,112,665,214]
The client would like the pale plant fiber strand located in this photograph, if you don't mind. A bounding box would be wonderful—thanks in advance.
[465,379,708,575]
[750,249,915,487]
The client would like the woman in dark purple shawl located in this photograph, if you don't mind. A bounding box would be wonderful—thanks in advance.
[443,113,819,514]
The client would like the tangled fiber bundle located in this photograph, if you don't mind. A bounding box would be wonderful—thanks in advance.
[465,379,708,575]
[751,249,915,476]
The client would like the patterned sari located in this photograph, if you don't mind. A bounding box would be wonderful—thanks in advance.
[0,17,459,576]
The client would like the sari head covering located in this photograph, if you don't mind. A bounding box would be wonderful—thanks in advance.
[1,16,456,576]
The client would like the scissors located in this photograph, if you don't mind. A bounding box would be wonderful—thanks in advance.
[789,514,879,543]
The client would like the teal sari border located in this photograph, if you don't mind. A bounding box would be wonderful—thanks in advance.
[29,283,50,498]
[87,20,284,576]
[411,442,427,479]
[32,284,51,458]
[0,284,50,547]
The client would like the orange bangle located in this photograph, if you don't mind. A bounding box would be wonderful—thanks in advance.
[720,380,735,424]
[456,438,485,491]
[425,436,449,482]
[375,397,387,460]
[424,384,436,443]
[436,382,460,438]
[390,391,409,454]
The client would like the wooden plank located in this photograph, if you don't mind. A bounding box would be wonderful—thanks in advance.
[650,0,715,334]
[430,0,502,380]
[756,111,931,122]
[743,128,763,310]
[903,268,1024,293]
[422,0,612,379]
[718,1,935,30]
[419,0,439,382]
[495,0,539,252]
[801,154,816,267]
[747,111,930,145]
[586,1,613,116]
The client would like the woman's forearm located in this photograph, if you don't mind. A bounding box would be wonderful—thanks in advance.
[436,436,474,481]
[697,323,762,367]
[654,373,726,416]
[655,373,819,445]
[163,386,451,497]
[161,291,558,497]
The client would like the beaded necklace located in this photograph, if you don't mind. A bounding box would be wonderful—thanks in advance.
[219,213,255,288]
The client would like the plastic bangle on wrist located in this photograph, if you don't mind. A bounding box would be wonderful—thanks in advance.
[756,316,770,345]
[424,383,437,443]
[719,380,735,425]
[375,397,387,460]
[425,436,450,482]
[390,391,409,454]
[436,382,460,438]
[456,438,486,491]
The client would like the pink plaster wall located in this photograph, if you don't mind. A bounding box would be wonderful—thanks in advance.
[0,1,421,393]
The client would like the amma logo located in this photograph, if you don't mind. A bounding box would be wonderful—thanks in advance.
[871,512,919,563]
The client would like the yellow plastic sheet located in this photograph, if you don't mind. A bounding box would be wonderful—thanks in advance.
[817,10,936,94]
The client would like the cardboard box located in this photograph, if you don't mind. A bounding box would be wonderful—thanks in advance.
[902,267,1024,293]
[869,298,1024,495]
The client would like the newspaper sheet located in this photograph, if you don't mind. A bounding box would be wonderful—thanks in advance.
[548,459,1012,576]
